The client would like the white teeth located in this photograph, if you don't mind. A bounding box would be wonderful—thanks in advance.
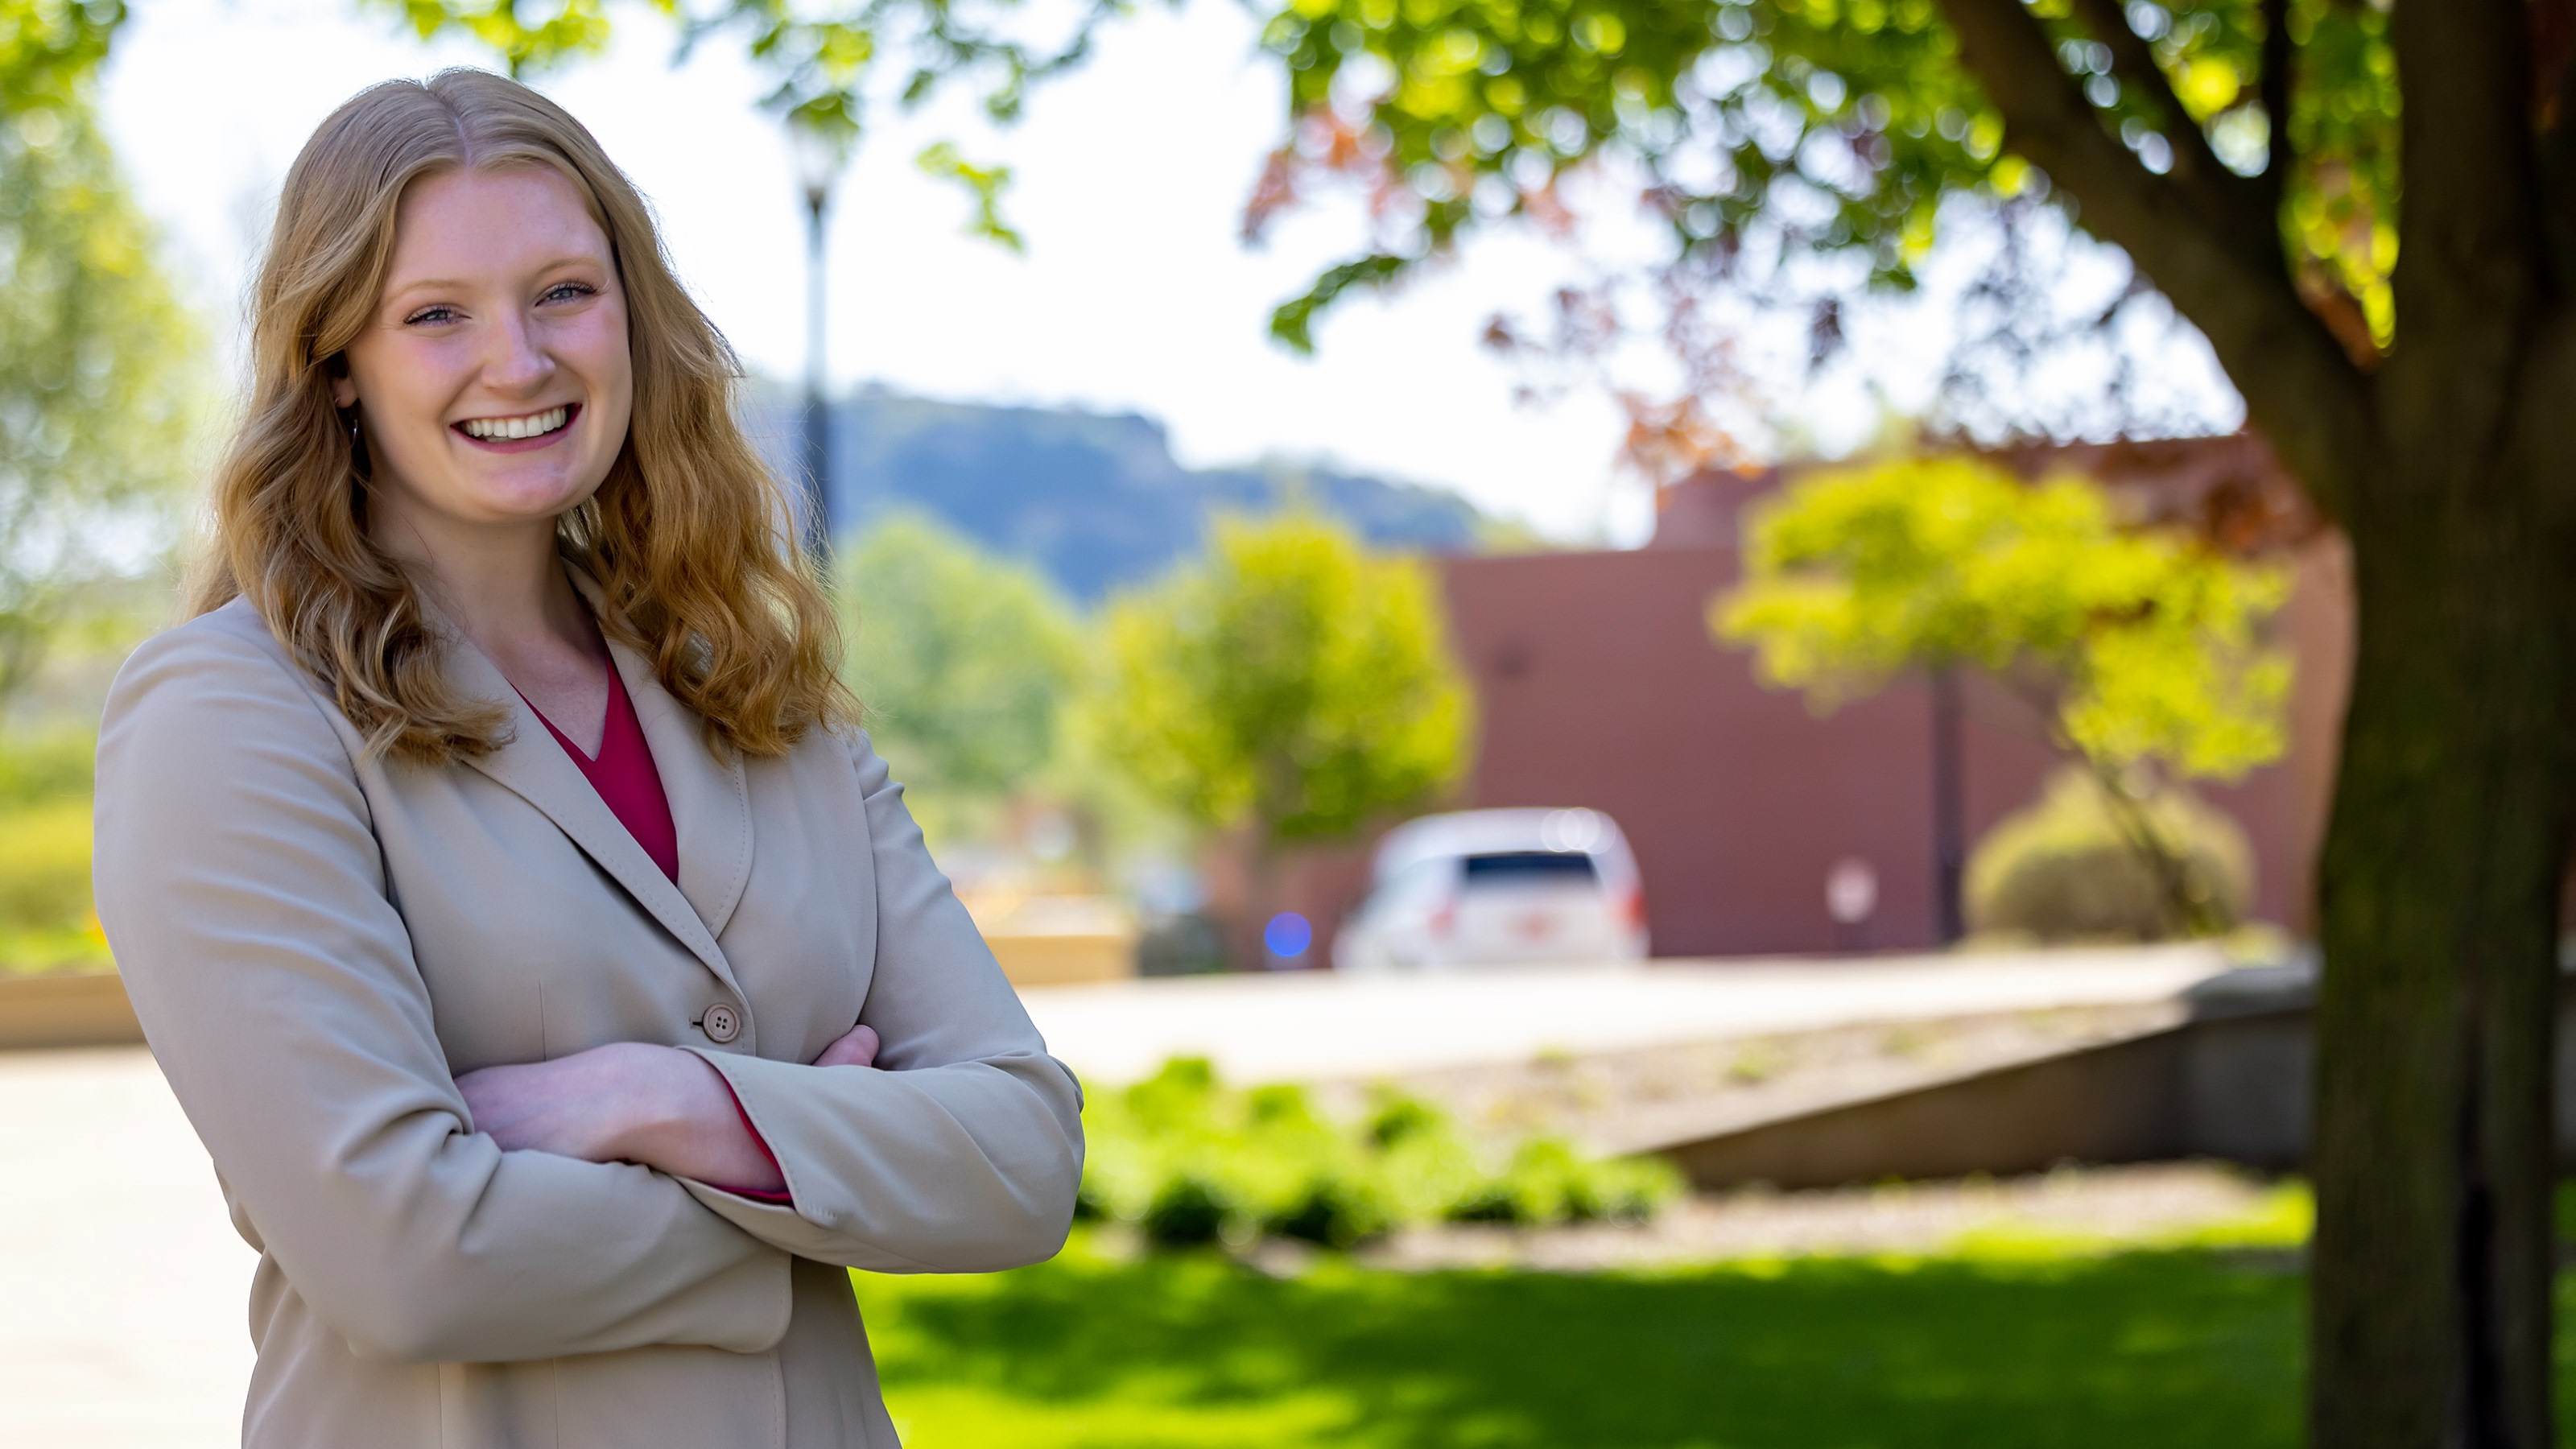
[460,406,569,441]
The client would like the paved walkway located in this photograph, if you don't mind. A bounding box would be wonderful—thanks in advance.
[0,1046,254,1449]
[1022,943,2233,1085]
[0,943,2231,1444]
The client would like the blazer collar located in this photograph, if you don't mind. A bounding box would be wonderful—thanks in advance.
[435,567,755,995]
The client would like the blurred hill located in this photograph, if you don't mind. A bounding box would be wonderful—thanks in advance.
[751,388,1493,601]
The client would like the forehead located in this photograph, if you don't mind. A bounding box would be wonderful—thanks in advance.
[384,164,612,283]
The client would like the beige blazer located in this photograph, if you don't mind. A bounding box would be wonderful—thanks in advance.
[91,587,1084,1449]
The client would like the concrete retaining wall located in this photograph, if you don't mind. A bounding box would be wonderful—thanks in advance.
[1658,962,2576,1190]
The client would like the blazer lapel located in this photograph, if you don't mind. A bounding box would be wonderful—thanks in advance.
[603,634,754,940]
[441,618,746,1000]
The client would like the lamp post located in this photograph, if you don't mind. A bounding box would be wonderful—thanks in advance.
[1930,664,1965,944]
[790,125,845,565]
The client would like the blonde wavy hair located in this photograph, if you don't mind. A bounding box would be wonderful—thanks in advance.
[193,68,852,764]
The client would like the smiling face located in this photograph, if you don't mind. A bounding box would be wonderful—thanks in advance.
[334,164,634,553]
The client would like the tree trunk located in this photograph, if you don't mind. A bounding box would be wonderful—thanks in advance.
[2074,757,2227,940]
[2308,476,2574,1447]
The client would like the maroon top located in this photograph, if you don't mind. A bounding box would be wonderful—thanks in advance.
[520,658,680,884]
[521,657,789,1203]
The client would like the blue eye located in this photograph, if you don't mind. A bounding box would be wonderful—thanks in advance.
[542,282,597,304]
[405,305,458,326]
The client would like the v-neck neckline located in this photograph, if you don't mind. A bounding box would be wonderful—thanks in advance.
[502,600,616,760]
[517,652,624,766]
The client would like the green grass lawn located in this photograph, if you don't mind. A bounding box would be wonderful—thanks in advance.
[854,1228,2321,1449]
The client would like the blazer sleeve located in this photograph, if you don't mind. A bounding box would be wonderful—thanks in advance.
[92,618,794,1364]
[673,729,1085,1274]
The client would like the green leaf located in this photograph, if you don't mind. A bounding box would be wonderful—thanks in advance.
[1267,253,1410,354]
[914,140,1025,253]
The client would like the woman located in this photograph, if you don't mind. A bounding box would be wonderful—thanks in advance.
[91,69,1083,1448]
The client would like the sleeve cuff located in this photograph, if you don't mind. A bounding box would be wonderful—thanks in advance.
[703,1067,793,1205]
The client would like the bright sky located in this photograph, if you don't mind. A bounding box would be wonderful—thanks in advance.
[97,0,2240,543]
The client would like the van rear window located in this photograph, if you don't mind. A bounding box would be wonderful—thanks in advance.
[1461,851,1600,886]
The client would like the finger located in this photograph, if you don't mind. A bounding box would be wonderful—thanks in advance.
[813,1037,871,1068]
[814,1024,880,1068]
[842,1025,880,1065]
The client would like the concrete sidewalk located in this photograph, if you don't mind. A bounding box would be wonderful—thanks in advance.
[0,1046,255,1449]
[1021,943,2235,1085]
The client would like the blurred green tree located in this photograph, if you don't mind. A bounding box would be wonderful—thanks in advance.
[1230,0,2562,1435]
[1084,514,1469,964]
[1715,456,2289,938]
[0,1,204,704]
[839,512,1084,799]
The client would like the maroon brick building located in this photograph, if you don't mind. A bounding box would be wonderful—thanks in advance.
[1257,435,2356,961]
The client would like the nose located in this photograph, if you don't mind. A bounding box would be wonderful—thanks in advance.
[480,306,555,395]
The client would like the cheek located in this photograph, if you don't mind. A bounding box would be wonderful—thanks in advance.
[571,306,634,408]
[347,334,459,431]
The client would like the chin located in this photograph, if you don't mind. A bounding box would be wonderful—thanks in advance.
[430,478,596,528]
[464,459,611,519]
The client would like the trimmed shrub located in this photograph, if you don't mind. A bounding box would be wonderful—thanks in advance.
[1967,768,2254,943]
[1442,1138,1678,1227]
[1269,1177,1393,1249]
[1141,1177,1229,1248]
[1082,1058,1682,1250]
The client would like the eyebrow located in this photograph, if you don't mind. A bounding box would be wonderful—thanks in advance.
[382,259,608,303]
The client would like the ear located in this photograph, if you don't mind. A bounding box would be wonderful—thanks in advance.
[327,353,357,410]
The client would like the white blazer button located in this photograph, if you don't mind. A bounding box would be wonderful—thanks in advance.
[699,1004,741,1044]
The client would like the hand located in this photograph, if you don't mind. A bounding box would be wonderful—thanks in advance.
[813,1021,880,1069]
[455,1042,680,1162]
[456,1042,783,1191]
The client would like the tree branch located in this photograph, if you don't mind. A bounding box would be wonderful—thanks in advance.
[2544,87,2576,326]
[2258,0,2292,213]
[1935,0,2372,526]
[2065,0,2246,217]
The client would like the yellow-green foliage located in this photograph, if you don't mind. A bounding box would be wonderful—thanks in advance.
[0,729,104,971]
[0,0,122,104]
[1967,770,2254,943]
[0,795,104,971]
[0,795,93,931]
[0,726,94,805]
[1715,457,2293,783]
[1080,1058,1681,1249]
[1085,514,1472,846]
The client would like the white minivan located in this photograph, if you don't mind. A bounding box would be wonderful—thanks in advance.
[1334,807,1649,972]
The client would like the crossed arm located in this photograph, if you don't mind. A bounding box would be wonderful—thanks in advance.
[455,1023,881,1195]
